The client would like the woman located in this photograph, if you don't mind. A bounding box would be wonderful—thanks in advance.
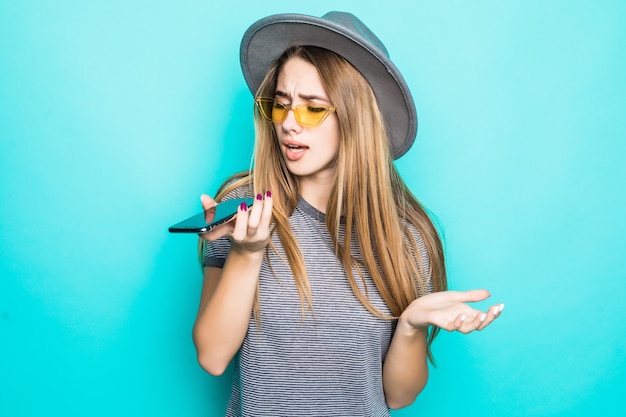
[192,12,503,416]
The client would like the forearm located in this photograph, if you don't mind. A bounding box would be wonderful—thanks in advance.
[382,319,429,409]
[192,249,263,375]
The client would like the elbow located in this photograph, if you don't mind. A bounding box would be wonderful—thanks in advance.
[387,394,418,411]
[196,351,229,376]
[193,331,230,376]
[385,379,427,410]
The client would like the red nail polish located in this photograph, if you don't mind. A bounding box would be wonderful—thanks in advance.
[266,190,272,198]
[240,202,248,212]
[256,193,263,201]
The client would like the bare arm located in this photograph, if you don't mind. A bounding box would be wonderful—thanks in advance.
[191,192,272,376]
[382,320,429,409]
[382,290,504,409]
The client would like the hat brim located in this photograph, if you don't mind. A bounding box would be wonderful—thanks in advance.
[240,13,417,159]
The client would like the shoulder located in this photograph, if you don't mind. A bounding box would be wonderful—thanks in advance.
[215,172,254,201]
[402,221,429,267]
[402,220,426,247]
[402,220,433,292]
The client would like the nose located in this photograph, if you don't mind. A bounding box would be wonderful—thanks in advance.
[279,107,303,132]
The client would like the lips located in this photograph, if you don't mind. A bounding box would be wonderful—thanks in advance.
[283,140,309,161]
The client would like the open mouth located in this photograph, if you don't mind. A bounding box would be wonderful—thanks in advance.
[284,143,309,161]
[286,144,308,152]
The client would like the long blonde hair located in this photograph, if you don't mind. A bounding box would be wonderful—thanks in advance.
[208,46,446,360]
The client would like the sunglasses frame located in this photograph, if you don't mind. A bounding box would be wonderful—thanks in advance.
[254,97,337,127]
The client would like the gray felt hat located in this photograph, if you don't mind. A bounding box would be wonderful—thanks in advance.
[240,11,417,159]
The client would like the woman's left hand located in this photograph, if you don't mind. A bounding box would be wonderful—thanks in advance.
[400,289,504,334]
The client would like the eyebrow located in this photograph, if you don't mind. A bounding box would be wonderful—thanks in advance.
[275,90,329,102]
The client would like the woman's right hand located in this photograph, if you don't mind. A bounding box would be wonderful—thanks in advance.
[193,191,272,376]
[198,191,273,254]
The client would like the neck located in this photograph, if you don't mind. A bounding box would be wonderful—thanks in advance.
[297,175,334,213]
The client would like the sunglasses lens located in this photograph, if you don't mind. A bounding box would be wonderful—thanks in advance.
[297,105,328,126]
[256,99,274,121]
[256,99,334,127]
[271,102,288,123]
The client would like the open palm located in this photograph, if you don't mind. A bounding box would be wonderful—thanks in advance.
[402,289,504,333]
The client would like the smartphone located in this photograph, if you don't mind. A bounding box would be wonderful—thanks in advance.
[168,197,253,234]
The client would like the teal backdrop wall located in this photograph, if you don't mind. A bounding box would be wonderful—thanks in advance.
[1,1,625,416]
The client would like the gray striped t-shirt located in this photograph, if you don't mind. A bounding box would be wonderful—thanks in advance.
[203,187,431,416]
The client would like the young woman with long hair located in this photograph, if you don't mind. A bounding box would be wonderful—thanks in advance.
[191,12,503,416]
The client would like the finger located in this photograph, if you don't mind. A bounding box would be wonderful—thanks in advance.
[198,194,227,241]
[454,312,486,333]
[467,305,499,332]
[230,201,250,240]
[200,194,217,210]
[444,313,466,332]
[450,289,491,304]
[477,303,505,331]
[258,190,273,234]
[246,193,265,233]
[200,194,219,224]
[203,207,217,225]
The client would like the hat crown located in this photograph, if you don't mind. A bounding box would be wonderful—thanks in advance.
[320,12,389,58]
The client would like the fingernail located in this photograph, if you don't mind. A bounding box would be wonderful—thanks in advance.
[240,202,248,212]
[460,314,466,322]
[493,306,500,315]
[256,193,263,201]
[499,303,505,312]
[266,190,272,198]
[480,313,487,322]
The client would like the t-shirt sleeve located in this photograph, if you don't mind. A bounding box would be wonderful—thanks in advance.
[201,182,254,269]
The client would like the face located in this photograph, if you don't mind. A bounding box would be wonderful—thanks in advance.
[273,56,340,183]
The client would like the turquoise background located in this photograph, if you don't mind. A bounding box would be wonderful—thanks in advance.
[1,1,625,416]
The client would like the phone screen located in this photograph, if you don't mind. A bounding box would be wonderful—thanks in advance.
[168,198,253,233]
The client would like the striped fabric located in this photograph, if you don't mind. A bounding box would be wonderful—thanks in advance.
[203,186,431,416]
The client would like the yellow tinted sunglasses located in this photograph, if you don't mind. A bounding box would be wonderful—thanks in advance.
[255,98,337,127]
